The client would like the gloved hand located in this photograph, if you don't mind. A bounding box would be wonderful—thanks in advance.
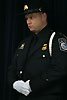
[13,80,31,96]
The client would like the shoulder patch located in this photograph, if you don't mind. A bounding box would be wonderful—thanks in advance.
[58,38,67,52]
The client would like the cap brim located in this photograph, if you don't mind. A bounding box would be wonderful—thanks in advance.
[24,9,43,15]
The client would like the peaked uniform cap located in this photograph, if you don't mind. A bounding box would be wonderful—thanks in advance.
[24,0,47,15]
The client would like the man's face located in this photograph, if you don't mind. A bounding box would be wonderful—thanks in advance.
[25,12,47,34]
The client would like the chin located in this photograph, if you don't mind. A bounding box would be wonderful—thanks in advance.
[30,29,34,32]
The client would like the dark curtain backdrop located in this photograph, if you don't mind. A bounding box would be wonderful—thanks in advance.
[1,0,67,100]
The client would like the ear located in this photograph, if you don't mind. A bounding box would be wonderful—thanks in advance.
[43,13,47,18]
[42,13,47,21]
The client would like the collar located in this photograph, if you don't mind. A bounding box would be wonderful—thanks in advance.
[34,25,52,42]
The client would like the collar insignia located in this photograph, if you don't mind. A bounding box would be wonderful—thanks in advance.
[42,44,47,50]
[19,43,25,49]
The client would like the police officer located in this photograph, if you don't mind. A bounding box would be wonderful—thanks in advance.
[8,0,67,100]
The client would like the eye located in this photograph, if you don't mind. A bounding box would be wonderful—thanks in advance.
[30,16,33,19]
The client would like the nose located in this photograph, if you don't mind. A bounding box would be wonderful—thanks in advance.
[26,18,31,25]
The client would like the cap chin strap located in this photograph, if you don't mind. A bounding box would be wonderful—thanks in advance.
[49,32,56,56]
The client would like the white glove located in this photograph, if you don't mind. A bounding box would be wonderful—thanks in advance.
[13,80,31,96]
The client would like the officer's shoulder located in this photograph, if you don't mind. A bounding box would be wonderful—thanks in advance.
[53,31,67,44]
[52,31,67,52]
[56,31,67,39]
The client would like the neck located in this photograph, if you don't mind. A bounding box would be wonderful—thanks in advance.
[34,23,48,35]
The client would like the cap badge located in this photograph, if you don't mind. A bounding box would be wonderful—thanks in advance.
[24,5,28,10]
[39,8,42,12]
[42,44,47,50]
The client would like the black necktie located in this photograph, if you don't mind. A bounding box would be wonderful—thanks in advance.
[29,35,38,51]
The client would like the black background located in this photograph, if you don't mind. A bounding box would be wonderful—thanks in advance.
[0,0,67,100]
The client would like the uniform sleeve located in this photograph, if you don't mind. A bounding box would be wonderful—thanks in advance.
[8,52,18,87]
[7,50,19,100]
[29,34,67,93]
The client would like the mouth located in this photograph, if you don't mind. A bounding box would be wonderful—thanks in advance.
[28,26,32,29]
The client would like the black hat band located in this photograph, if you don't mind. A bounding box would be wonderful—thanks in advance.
[24,8,47,15]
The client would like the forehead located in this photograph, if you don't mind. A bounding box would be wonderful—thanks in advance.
[25,13,41,18]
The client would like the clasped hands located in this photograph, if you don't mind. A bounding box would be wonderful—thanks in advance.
[13,80,31,96]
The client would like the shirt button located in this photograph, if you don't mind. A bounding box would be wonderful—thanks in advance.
[43,55,45,58]
[20,71,22,74]
[45,78,48,81]
[17,54,19,56]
